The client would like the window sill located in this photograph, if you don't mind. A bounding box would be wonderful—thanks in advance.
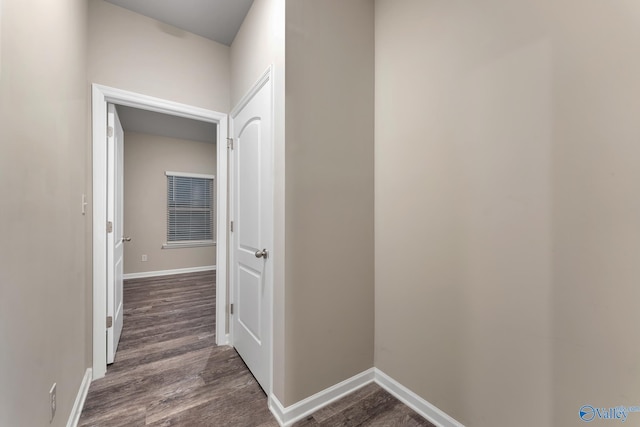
[162,241,216,249]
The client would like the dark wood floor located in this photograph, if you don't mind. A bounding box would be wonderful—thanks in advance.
[79,271,434,427]
[292,382,434,427]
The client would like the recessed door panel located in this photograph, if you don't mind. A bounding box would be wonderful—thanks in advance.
[238,120,261,252]
[237,266,262,343]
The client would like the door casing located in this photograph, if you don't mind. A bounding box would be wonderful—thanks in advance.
[91,84,229,379]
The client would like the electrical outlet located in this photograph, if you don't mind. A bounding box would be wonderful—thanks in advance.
[141,254,148,262]
[49,383,56,422]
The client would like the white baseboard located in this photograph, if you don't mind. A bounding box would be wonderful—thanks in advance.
[269,368,375,427]
[268,367,463,427]
[66,368,92,427]
[269,396,286,427]
[123,265,216,280]
[374,369,464,427]
[216,333,230,346]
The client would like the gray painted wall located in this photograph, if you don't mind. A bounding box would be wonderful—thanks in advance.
[375,1,640,426]
[88,0,230,113]
[123,132,217,275]
[0,0,89,425]
[284,0,375,406]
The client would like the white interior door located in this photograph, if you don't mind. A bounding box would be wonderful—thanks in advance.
[107,103,124,364]
[230,75,273,393]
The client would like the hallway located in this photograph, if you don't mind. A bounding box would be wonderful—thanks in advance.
[78,271,433,426]
[79,271,277,426]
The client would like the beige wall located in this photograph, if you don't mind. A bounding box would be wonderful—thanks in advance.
[284,0,375,405]
[550,2,640,425]
[230,0,285,107]
[375,1,640,426]
[88,0,230,112]
[0,0,89,426]
[230,0,287,400]
[123,132,217,275]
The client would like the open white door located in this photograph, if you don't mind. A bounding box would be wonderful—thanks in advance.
[230,73,273,393]
[107,104,125,364]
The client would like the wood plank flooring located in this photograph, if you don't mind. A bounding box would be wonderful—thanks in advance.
[79,271,276,427]
[292,382,434,427]
[79,271,434,427]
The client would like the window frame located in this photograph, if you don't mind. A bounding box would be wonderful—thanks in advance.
[162,171,216,249]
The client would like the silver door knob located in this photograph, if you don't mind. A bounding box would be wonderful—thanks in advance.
[255,249,268,259]
[123,236,132,242]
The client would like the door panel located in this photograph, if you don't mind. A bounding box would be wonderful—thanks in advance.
[231,77,273,393]
[238,266,262,343]
[107,103,124,364]
[238,121,261,250]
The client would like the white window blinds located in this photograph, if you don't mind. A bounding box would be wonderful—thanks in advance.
[165,172,215,247]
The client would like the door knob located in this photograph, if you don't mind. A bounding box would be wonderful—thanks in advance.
[123,236,132,242]
[255,249,268,259]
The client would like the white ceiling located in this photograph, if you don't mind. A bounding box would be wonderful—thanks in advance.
[116,105,217,144]
[104,0,254,46]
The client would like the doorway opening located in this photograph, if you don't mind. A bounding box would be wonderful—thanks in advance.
[91,84,229,379]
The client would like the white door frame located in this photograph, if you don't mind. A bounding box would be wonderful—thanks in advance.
[228,66,275,399]
[91,84,229,379]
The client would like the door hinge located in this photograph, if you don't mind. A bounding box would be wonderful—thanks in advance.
[107,126,114,138]
[230,304,234,315]
[227,137,234,150]
[107,221,113,233]
[106,316,113,328]
[230,221,234,232]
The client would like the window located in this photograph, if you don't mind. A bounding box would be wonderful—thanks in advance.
[163,172,215,248]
